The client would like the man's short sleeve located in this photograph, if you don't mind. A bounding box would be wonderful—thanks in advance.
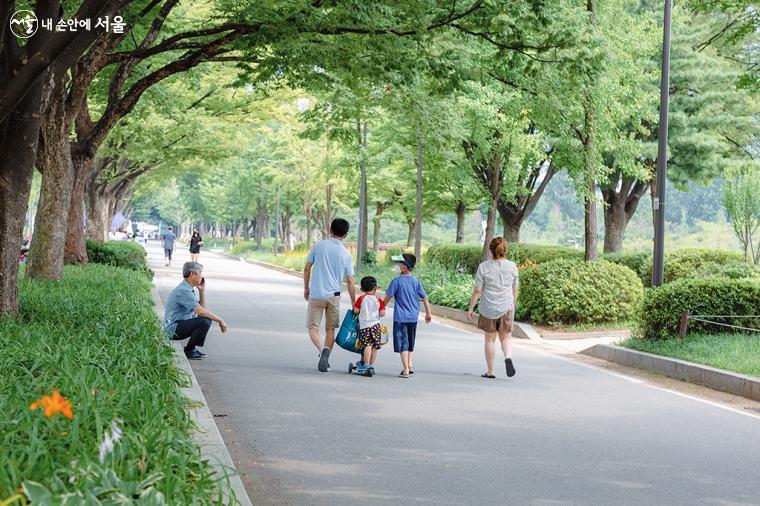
[475,263,484,288]
[177,286,199,312]
[174,287,200,313]
[306,246,316,264]
[416,278,427,299]
[344,252,354,277]
[385,278,397,298]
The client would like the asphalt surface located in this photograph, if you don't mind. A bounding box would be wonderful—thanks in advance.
[150,242,760,506]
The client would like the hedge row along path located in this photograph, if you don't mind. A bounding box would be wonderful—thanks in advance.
[148,242,760,505]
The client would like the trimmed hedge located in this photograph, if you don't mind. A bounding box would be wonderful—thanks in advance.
[425,244,481,273]
[507,243,583,265]
[638,278,760,339]
[519,259,643,324]
[603,251,651,284]
[425,243,583,274]
[230,238,276,256]
[86,240,152,279]
[605,248,747,286]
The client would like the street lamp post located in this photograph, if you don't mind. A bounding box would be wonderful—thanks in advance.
[652,0,673,287]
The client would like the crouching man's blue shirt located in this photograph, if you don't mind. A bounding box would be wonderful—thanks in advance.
[163,280,199,337]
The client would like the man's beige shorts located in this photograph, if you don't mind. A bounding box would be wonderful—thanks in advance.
[307,296,341,330]
[477,310,514,334]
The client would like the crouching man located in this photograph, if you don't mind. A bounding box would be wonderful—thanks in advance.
[164,261,228,359]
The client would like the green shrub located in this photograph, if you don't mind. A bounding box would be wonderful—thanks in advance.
[85,240,152,279]
[382,247,412,264]
[638,277,760,339]
[506,243,583,265]
[642,248,744,285]
[230,238,276,256]
[426,243,583,274]
[428,281,475,311]
[2,264,222,501]
[605,248,746,286]
[361,249,377,266]
[696,261,760,280]
[425,244,481,273]
[603,251,651,285]
[519,259,644,324]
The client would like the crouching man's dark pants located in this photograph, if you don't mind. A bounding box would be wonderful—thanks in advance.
[173,317,212,352]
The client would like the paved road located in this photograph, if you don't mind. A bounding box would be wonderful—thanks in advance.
[151,243,760,506]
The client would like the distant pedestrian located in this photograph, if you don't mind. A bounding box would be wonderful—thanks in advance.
[163,262,228,360]
[189,228,203,263]
[162,226,176,266]
[304,218,356,372]
[383,253,432,378]
[467,237,518,379]
[353,276,386,373]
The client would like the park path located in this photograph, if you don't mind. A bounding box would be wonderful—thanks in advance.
[150,242,760,506]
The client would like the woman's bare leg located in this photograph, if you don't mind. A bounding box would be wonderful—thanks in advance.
[484,331,497,375]
[498,330,512,359]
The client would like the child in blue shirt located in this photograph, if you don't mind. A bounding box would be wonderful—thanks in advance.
[383,253,432,378]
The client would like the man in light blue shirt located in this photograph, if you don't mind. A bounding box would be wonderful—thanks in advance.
[304,218,356,372]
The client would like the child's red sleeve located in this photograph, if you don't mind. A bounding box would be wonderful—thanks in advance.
[353,295,364,309]
[377,296,386,310]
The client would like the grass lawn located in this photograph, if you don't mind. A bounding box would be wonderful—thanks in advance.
[620,333,760,377]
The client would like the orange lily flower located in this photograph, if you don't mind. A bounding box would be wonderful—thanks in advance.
[29,389,74,419]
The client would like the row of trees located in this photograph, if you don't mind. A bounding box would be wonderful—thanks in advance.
[135,1,757,262]
[5,0,757,314]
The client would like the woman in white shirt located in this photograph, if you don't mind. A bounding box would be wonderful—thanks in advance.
[467,237,519,379]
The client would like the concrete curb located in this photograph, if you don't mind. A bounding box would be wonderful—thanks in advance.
[151,279,252,506]
[582,344,760,401]
[217,251,543,343]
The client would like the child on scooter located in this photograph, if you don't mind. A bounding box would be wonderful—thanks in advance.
[353,276,386,373]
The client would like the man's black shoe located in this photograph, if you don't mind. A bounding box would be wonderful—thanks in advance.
[318,347,331,372]
[185,349,204,360]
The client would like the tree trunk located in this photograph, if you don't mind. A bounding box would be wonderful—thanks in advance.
[64,153,96,265]
[584,180,598,261]
[603,196,625,254]
[406,221,415,248]
[241,219,250,240]
[414,133,423,261]
[282,208,292,251]
[503,222,520,243]
[85,184,109,243]
[28,73,77,280]
[306,218,313,249]
[455,200,466,244]
[84,164,111,243]
[602,178,649,254]
[0,13,50,313]
[357,120,368,264]
[373,202,384,251]
[323,184,333,239]
[481,151,502,263]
